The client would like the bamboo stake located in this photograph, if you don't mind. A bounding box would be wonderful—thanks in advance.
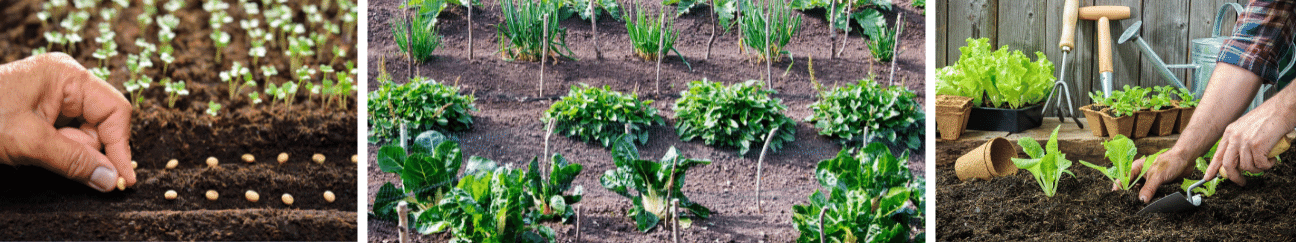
[590,0,602,59]
[818,207,828,243]
[837,0,852,57]
[889,13,904,86]
[763,0,772,88]
[755,127,778,214]
[829,0,837,59]
[655,3,667,96]
[706,0,718,60]
[541,14,549,98]
[468,3,475,60]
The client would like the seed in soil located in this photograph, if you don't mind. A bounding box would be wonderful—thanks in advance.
[351,155,357,163]
[166,159,178,169]
[116,177,125,191]
[131,161,137,169]
[164,190,177,200]
[324,190,335,203]
[246,190,260,202]
[206,190,219,201]
[282,193,294,205]
[242,154,255,163]
[206,157,219,167]
[278,153,289,164]
[312,154,325,164]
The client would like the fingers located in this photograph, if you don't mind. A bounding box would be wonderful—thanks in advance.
[1139,170,1165,203]
[51,56,135,186]
[1217,139,1248,186]
[57,126,100,151]
[10,116,119,192]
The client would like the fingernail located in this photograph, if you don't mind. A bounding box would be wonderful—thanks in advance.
[1140,196,1147,202]
[87,166,117,192]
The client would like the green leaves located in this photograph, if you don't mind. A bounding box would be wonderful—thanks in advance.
[367,77,477,143]
[624,6,690,69]
[738,0,802,62]
[936,38,1056,109]
[525,154,584,223]
[1012,125,1075,197]
[793,142,920,243]
[806,79,924,152]
[600,135,712,232]
[1077,135,1159,191]
[392,0,444,62]
[1176,87,1199,107]
[1095,85,1181,117]
[674,79,797,156]
[543,84,663,147]
[499,0,575,61]
[435,159,556,243]
[369,131,464,225]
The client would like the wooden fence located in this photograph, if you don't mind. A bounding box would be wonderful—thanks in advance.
[936,0,1246,114]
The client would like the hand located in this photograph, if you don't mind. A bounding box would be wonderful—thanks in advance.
[0,53,135,192]
[1202,100,1295,187]
[1127,150,1195,203]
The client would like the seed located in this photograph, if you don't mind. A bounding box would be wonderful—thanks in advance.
[164,190,177,200]
[206,157,219,167]
[242,154,255,163]
[245,190,260,202]
[323,190,336,203]
[165,159,178,169]
[206,190,219,201]
[277,153,289,164]
[281,193,294,205]
[131,161,138,169]
[116,177,126,191]
[312,154,325,164]
[351,155,358,163]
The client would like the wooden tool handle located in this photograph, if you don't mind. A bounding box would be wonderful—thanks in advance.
[1097,17,1114,73]
[1059,0,1079,50]
[1078,6,1132,20]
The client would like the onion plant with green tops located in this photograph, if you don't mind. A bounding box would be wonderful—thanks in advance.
[498,0,574,61]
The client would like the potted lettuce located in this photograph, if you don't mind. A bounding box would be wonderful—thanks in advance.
[1149,86,1180,136]
[1082,92,1112,137]
[1174,87,1198,133]
[936,38,1055,132]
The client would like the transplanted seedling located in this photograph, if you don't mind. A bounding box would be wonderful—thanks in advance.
[1078,135,1163,191]
[1012,125,1075,197]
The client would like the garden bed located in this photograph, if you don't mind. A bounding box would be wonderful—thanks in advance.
[365,0,926,241]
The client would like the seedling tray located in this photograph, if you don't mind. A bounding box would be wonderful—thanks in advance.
[966,105,1044,133]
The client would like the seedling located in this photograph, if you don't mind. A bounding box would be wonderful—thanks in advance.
[601,135,711,232]
[206,101,222,117]
[738,0,802,62]
[126,51,154,82]
[391,0,443,62]
[1176,87,1199,107]
[1013,126,1075,197]
[367,77,477,143]
[219,62,251,99]
[936,38,1056,109]
[246,190,260,202]
[1078,135,1159,191]
[211,30,231,63]
[161,78,188,108]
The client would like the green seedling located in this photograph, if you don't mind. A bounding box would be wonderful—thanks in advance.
[498,0,574,61]
[624,5,689,69]
[206,100,222,117]
[161,78,188,108]
[219,62,251,99]
[367,76,476,143]
[123,75,153,108]
[1078,135,1162,191]
[1013,125,1075,197]
[936,38,1056,109]
[1176,87,1199,107]
[738,0,802,62]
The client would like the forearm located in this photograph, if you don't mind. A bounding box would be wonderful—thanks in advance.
[1172,63,1263,158]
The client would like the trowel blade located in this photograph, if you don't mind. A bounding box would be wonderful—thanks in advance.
[1138,192,1197,214]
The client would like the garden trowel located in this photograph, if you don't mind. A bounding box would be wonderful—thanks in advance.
[1139,133,1295,214]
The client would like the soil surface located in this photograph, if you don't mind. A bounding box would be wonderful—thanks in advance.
[0,0,357,241]
[937,150,1296,241]
[365,0,926,242]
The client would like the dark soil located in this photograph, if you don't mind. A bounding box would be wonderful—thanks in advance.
[0,0,357,241]
[937,151,1296,241]
[365,0,926,242]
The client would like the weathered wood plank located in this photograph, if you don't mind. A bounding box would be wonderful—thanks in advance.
[1140,1,1190,88]
[1090,0,1141,94]
[996,0,1046,54]
[945,0,998,67]
[937,0,948,67]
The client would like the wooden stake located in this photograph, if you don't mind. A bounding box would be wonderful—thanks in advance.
[672,199,680,243]
[706,0,718,60]
[576,205,583,243]
[755,127,778,214]
[590,0,602,59]
[544,119,555,174]
[764,0,772,88]
[541,14,549,98]
[829,0,837,59]
[889,13,904,86]
[468,3,475,60]
[397,201,411,243]
[837,0,852,57]
[655,3,667,96]
[818,207,828,243]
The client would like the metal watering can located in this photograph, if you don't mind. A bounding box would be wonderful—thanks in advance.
[1119,3,1287,110]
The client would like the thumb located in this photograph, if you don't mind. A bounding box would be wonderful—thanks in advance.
[16,117,120,192]
[1139,172,1163,203]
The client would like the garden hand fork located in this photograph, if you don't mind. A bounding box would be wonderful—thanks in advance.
[1042,0,1085,129]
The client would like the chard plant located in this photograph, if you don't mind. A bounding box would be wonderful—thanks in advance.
[161,78,188,108]
[673,79,797,156]
[1077,135,1161,191]
[525,154,583,223]
[432,158,556,242]
[123,75,153,108]
[805,78,924,151]
[624,5,689,67]
[542,84,663,147]
[792,142,920,243]
[1012,125,1075,197]
[206,101,222,117]
[738,0,802,62]
[498,0,575,61]
[368,76,477,143]
[600,135,712,232]
[391,0,444,62]
[371,131,464,224]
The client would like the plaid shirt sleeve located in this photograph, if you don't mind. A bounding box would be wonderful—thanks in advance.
[1218,0,1296,84]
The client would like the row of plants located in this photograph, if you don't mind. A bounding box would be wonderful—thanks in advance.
[792,142,924,242]
[37,0,358,114]
[1083,85,1199,139]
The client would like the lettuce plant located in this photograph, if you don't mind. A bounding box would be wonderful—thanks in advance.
[601,135,712,232]
[1012,125,1075,197]
[368,77,477,143]
[805,78,924,151]
[1078,135,1161,191]
[1176,87,1199,108]
[792,142,920,243]
[936,38,1055,109]
[525,154,583,223]
[542,84,663,147]
[674,79,796,155]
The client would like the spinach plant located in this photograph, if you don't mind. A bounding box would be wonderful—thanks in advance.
[600,135,712,232]
[368,76,477,143]
[792,142,920,243]
[543,84,663,147]
[673,79,796,156]
[805,78,924,152]
[1012,125,1075,197]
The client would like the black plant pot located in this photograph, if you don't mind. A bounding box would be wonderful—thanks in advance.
[966,105,1044,133]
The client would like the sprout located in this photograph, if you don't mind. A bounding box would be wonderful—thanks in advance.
[282,81,299,106]
[43,32,65,50]
[164,0,184,12]
[165,190,178,200]
[159,46,174,73]
[220,62,250,99]
[243,2,259,16]
[126,51,153,81]
[135,38,156,53]
[206,100,222,117]
[123,75,152,108]
[136,11,153,28]
[331,45,346,66]
[162,78,188,108]
[94,22,115,44]
[89,67,110,82]
[31,47,47,55]
[157,14,180,30]
[261,65,279,78]
[211,30,230,63]
[249,91,263,105]
[202,0,229,12]
[100,8,118,23]
[113,0,129,8]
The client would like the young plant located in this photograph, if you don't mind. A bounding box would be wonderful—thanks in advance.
[161,78,188,108]
[738,0,802,62]
[792,142,920,243]
[209,10,233,63]
[219,62,252,99]
[432,158,556,242]
[210,30,231,63]
[370,130,464,224]
[1077,135,1161,191]
[525,154,583,223]
[857,9,900,62]
[624,6,687,65]
[600,135,712,232]
[391,0,443,62]
[805,78,924,151]
[673,79,796,155]
[123,75,153,108]
[1176,87,1199,108]
[936,38,1056,109]
[542,84,663,147]
[206,101,222,117]
[498,0,575,61]
[126,51,154,82]
[367,76,477,143]
[1012,125,1075,197]
[1182,141,1225,196]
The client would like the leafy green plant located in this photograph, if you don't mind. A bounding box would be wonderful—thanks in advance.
[1181,141,1224,196]
[857,9,899,62]
[499,0,575,61]
[1012,125,1075,197]
[392,0,444,62]
[674,79,797,155]
[524,154,583,223]
[624,7,687,66]
[206,101,222,117]
[434,158,556,242]
[161,78,188,108]
[738,0,802,62]
[1077,135,1161,191]
[805,78,924,151]
[542,84,663,147]
[792,142,920,243]
[601,135,712,232]
[936,38,1056,109]
[368,76,477,143]
[370,130,464,227]
[1176,87,1199,108]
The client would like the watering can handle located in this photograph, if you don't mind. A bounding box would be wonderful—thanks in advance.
[1213,3,1245,38]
